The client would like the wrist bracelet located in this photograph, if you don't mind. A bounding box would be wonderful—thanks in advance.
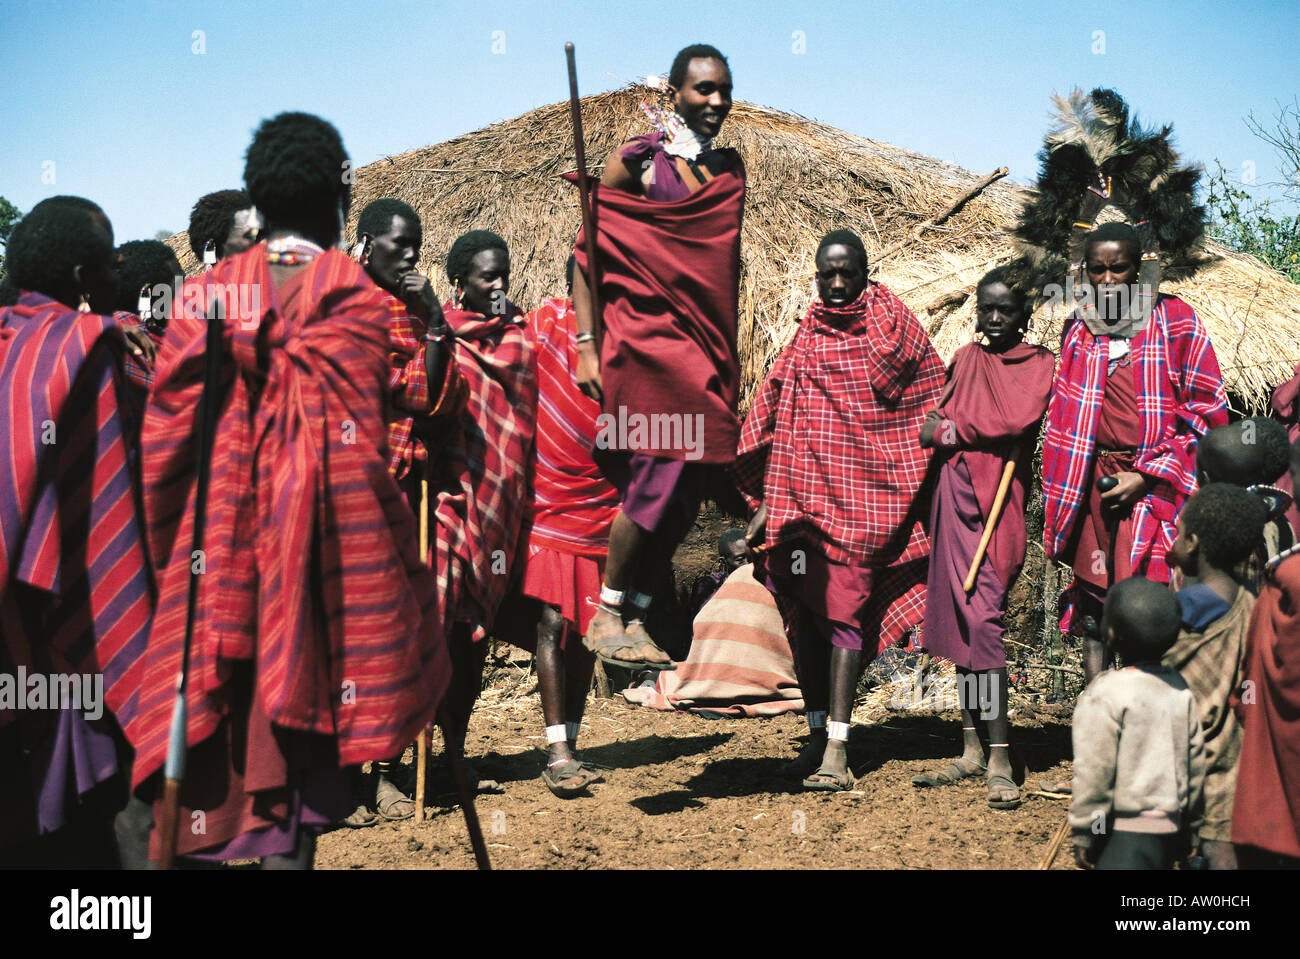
[575,332,596,345]
[425,324,451,344]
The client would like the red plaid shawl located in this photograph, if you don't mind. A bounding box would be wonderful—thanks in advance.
[1042,295,1227,583]
[384,291,468,480]
[128,248,450,787]
[733,285,945,567]
[433,300,537,639]
[525,298,618,557]
[0,294,152,729]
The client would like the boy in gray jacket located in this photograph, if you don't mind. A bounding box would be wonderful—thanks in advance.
[1071,576,1206,869]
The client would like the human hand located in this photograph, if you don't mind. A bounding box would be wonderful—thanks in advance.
[745,502,768,559]
[1100,471,1147,509]
[576,341,603,404]
[399,272,437,319]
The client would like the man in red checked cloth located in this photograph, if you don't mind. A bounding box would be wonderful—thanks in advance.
[572,43,743,672]
[1042,223,1227,692]
[353,198,467,821]
[128,113,451,868]
[733,229,945,792]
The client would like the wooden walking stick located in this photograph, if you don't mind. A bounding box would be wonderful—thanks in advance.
[158,302,224,870]
[414,460,431,823]
[962,455,1018,593]
[1038,815,1072,870]
[565,42,603,330]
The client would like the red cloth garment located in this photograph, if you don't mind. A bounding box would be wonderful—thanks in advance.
[384,290,468,481]
[1042,295,1228,583]
[1272,361,1300,536]
[524,297,618,557]
[570,162,745,463]
[1231,553,1300,858]
[128,246,450,790]
[0,294,152,729]
[114,311,165,445]
[733,284,946,568]
[431,299,537,640]
[933,341,1055,585]
[0,294,152,843]
[923,341,1054,669]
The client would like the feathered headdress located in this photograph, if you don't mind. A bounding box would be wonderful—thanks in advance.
[1013,88,1209,331]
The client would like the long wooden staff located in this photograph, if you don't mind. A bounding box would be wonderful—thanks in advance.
[962,455,1018,593]
[565,42,603,331]
[414,461,431,823]
[1037,816,1071,870]
[158,302,224,870]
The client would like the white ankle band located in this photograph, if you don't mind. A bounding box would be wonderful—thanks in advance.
[566,721,581,743]
[806,710,828,731]
[600,585,625,607]
[545,724,567,745]
[627,590,652,611]
[827,721,850,742]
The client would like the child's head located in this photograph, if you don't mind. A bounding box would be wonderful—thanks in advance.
[1168,483,1269,577]
[974,264,1031,349]
[1197,417,1291,487]
[718,528,748,572]
[1101,576,1180,664]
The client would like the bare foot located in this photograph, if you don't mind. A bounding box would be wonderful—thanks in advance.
[622,620,672,665]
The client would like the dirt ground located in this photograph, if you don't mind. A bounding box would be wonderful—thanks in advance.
[316,503,1082,871]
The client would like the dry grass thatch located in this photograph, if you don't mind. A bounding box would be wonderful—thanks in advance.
[170,84,1300,410]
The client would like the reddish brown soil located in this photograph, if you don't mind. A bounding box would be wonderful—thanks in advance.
[315,502,1080,871]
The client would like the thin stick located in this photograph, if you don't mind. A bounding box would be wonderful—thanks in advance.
[158,302,223,870]
[415,468,431,823]
[872,167,1009,268]
[962,455,1018,592]
[565,42,603,335]
[1038,816,1072,870]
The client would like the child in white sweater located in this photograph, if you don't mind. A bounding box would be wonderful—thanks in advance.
[1070,576,1206,869]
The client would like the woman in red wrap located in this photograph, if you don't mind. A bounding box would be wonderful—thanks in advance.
[734,230,946,792]
[130,114,451,867]
[0,198,154,867]
[572,43,743,672]
[912,266,1054,809]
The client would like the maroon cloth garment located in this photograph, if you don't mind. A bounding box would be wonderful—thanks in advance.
[923,342,1054,669]
[571,165,745,463]
[1231,554,1300,858]
[933,342,1055,584]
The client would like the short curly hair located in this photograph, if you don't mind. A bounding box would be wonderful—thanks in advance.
[446,230,508,284]
[1084,221,1144,261]
[816,228,868,271]
[977,263,1031,314]
[186,189,251,261]
[1199,418,1293,487]
[1180,482,1269,570]
[7,201,113,298]
[668,44,729,88]
[356,198,420,242]
[244,112,349,224]
[114,239,182,312]
[1104,576,1180,662]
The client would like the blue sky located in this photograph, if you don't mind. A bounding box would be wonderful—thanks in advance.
[1,0,1296,243]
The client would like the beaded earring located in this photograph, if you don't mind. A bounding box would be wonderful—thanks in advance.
[77,293,91,313]
[202,240,217,267]
[453,277,462,309]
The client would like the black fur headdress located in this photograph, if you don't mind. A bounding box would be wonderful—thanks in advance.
[1013,89,1209,321]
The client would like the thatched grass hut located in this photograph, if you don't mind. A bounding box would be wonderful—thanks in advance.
[171,83,1300,413]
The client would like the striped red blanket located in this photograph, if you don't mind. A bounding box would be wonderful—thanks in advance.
[624,564,803,717]
[1042,295,1227,582]
[432,300,537,639]
[128,247,450,788]
[0,293,152,728]
[525,297,618,558]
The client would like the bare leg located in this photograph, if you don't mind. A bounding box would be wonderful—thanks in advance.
[786,608,830,773]
[585,511,669,664]
[536,605,575,769]
[814,644,862,781]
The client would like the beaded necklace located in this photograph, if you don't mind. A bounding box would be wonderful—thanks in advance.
[266,235,325,266]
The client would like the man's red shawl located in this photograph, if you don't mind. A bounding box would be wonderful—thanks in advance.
[572,164,744,463]
[128,248,450,787]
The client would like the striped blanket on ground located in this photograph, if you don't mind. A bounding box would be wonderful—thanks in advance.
[624,563,803,717]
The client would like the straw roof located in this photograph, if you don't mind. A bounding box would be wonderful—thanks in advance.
[170,84,1300,411]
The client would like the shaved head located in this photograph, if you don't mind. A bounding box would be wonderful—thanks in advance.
[1198,418,1291,487]
[1102,576,1180,663]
